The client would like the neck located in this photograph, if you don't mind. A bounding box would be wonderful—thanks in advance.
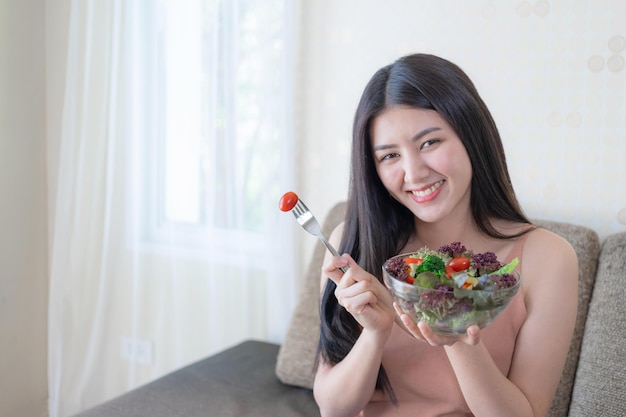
[414,216,480,249]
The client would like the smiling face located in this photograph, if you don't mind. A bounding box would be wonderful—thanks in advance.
[371,106,473,225]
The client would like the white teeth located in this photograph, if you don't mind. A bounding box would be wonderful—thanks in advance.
[412,181,443,197]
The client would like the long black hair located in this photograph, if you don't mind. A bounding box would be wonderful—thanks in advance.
[316,53,530,403]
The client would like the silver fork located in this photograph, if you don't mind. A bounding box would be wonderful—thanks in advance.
[291,199,347,273]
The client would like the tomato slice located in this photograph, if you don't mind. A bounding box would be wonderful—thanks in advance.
[406,276,415,284]
[447,257,470,272]
[404,257,423,265]
[278,192,299,212]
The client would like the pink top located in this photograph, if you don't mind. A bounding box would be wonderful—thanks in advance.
[359,236,529,417]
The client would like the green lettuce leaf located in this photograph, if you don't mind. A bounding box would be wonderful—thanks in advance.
[489,257,519,275]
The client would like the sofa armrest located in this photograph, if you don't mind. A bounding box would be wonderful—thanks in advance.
[74,341,319,417]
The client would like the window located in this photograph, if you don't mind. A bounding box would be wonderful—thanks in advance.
[131,0,294,259]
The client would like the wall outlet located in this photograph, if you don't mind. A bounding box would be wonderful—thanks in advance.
[121,337,154,364]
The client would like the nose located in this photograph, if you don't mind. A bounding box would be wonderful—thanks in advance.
[403,152,429,184]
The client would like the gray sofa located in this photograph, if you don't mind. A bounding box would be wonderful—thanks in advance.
[75,202,626,417]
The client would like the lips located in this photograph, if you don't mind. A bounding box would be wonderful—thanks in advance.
[410,180,444,198]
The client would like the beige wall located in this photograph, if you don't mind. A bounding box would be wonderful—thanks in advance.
[0,0,48,416]
[297,0,626,270]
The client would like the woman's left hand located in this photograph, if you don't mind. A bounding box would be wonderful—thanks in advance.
[393,302,481,346]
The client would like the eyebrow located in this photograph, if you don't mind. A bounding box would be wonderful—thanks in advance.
[372,127,442,151]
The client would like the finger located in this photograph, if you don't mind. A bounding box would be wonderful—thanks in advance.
[393,302,426,341]
[417,321,445,346]
[465,325,481,346]
[339,291,378,314]
[393,302,407,319]
[336,278,375,298]
[339,253,361,273]
[322,255,350,285]
[334,256,378,290]
[393,302,416,328]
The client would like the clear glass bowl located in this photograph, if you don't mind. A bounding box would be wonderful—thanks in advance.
[382,253,522,335]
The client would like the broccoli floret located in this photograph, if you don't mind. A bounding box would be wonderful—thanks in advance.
[415,254,446,277]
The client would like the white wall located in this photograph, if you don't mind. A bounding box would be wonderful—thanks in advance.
[297,0,626,270]
[0,0,48,416]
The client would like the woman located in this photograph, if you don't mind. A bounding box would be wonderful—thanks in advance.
[313,54,578,417]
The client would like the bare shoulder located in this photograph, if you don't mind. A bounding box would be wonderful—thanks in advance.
[520,226,578,308]
[522,226,578,267]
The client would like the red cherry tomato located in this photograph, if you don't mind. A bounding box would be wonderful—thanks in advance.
[278,191,299,212]
[447,257,471,272]
[404,257,423,265]
[445,265,455,279]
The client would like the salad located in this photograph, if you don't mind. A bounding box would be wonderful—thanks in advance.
[383,242,521,333]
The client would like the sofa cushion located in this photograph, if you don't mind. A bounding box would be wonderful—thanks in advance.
[275,202,346,388]
[534,221,600,417]
[568,231,626,417]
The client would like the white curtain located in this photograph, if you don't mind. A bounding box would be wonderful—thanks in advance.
[47,1,297,416]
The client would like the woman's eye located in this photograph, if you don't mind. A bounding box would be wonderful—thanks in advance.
[420,139,439,150]
[380,152,399,161]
